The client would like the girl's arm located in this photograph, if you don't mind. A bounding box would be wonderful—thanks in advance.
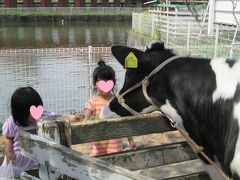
[84,109,92,120]
[3,136,14,162]
[127,137,136,150]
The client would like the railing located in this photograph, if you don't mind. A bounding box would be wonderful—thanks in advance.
[0,7,148,15]
[131,10,240,59]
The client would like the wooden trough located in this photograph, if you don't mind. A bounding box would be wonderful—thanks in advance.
[19,112,211,180]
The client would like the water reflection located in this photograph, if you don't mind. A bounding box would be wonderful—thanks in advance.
[0,21,131,49]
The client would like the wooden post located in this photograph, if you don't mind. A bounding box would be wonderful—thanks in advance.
[37,115,72,179]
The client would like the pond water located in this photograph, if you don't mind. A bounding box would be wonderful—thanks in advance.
[0,21,131,49]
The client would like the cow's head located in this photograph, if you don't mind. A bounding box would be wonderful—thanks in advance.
[101,42,175,119]
[100,42,240,180]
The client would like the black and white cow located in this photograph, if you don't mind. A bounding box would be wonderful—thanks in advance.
[100,42,240,180]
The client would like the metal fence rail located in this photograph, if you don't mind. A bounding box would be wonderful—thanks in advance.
[132,9,240,59]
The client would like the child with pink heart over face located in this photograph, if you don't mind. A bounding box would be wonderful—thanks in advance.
[1,87,54,176]
[68,60,136,156]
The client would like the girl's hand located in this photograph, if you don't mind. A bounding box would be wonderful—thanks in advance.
[128,137,137,150]
[75,113,85,120]
[3,137,14,163]
[5,150,14,163]
[65,113,85,122]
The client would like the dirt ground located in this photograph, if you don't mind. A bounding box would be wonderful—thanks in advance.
[0,131,184,163]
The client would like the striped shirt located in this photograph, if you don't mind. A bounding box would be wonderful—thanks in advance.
[84,95,123,156]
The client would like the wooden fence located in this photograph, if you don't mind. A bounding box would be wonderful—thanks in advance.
[19,112,211,179]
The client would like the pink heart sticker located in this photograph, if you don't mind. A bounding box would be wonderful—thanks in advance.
[97,80,114,93]
[30,105,44,120]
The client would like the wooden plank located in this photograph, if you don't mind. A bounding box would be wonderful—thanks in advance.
[71,112,174,144]
[37,115,72,179]
[37,115,71,147]
[20,131,154,180]
[135,159,211,180]
[20,168,39,179]
[20,172,40,180]
[100,141,197,171]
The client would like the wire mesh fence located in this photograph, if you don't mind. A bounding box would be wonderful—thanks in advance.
[0,46,139,123]
[132,9,240,59]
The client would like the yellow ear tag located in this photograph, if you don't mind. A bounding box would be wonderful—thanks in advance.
[124,52,138,68]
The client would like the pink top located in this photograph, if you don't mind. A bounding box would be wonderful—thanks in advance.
[2,110,54,174]
[84,96,123,156]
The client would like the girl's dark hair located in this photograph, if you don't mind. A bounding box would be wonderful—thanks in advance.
[92,60,116,85]
[11,87,43,127]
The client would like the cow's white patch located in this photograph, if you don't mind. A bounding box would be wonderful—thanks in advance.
[140,105,159,114]
[160,99,185,129]
[211,58,240,102]
[100,103,120,120]
[230,101,240,177]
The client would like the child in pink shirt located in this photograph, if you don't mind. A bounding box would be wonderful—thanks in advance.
[1,87,54,176]
[84,60,136,156]
[68,60,136,156]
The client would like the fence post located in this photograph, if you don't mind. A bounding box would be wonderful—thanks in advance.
[175,6,178,36]
[151,14,155,38]
[230,26,239,58]
[187,22,191,55]
[208,0,215,35]
[214,24,219,57]
[70,5,73,15]
[138,13,141,34]
[166,5,169,45]
[88,46,93,98]
[132,13,134,31]
[37,115,72,179]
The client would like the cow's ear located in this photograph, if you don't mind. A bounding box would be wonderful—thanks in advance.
[111,45,144,69]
